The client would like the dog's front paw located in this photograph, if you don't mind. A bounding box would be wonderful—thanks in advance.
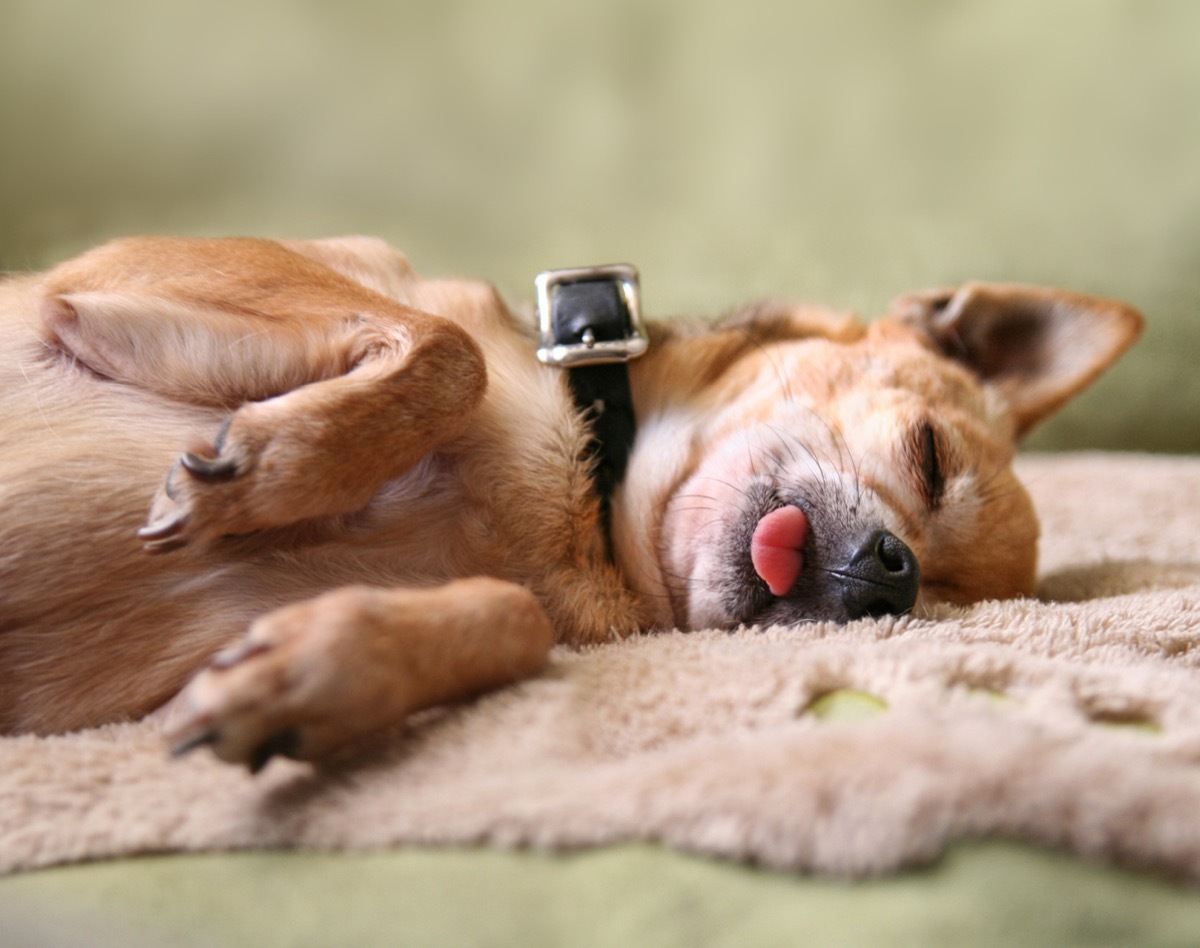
[138,401,344,549]
[137,411,268,549]
[166,638,311,774]
[138,462,241,552]
[139,399,393,550]
[166,589,415,772]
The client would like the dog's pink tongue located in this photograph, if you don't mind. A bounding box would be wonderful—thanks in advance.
[751,505,809,597]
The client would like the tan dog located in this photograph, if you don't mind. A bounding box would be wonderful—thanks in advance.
[0,236,1142,770]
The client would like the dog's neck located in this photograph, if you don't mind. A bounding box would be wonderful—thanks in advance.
[566,361,638,516]
[534,266,647,531]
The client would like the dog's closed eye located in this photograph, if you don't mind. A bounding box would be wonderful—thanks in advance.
[910,420,945,509]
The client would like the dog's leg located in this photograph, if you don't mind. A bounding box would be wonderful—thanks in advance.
[164,577,554,771]
[135,307,486,547]
[39,238,487,545]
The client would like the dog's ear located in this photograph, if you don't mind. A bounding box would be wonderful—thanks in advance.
[888,282,1144,437]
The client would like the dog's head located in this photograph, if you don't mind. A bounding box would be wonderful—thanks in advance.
[615,283,1143,629]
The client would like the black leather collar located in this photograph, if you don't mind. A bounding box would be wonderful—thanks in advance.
[535,264,648,516]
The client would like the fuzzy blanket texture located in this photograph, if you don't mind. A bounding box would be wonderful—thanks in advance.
[3,453,1200,879]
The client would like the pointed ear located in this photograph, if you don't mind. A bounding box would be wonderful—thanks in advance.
[888,282,1144,437]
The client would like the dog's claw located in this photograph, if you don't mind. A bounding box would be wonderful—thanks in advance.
[139,450,236,551]
[181,451,239,481]
[141,535,188,554]
[247,729,301,774]
[170,729,217,759]
[137,510,190,549]
[210,639,273,670]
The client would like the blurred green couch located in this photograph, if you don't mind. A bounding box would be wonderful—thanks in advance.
[2,0,1196,452]
[3,2,1199,945]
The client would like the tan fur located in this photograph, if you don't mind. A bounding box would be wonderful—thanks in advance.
[0,236,1142,768]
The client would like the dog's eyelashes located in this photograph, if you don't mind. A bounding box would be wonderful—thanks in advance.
[913,421,945,509]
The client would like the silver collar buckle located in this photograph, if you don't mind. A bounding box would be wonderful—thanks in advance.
[535,263,649,367]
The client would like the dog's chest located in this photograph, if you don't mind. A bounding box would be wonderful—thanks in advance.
[338,344,606,569]
[276,299,646,640]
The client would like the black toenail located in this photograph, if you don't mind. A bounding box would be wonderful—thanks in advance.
[181,451,239,481]
[170,730,218,758]
[248,729,301,774]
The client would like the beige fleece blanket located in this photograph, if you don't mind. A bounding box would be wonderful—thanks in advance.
[3,453,1200,879]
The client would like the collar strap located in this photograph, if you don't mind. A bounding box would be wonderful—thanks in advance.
[535,264,648,506]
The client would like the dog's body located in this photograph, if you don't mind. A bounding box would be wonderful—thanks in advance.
[0,236,1142,769]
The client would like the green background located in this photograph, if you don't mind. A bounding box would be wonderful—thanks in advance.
[2,0,1197,451]
[3,1,1200,943]
[4,844,1200,948]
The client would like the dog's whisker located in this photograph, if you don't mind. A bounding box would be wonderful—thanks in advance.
[691,474,756,504]
[734,323,796,406]
[672,492,723,503]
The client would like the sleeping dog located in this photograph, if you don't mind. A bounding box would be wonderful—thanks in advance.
[0,236,1142,769]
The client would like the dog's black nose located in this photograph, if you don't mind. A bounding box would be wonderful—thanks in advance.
[836,530,921,619]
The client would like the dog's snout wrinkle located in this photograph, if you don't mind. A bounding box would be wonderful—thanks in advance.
[834,530,921,620]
